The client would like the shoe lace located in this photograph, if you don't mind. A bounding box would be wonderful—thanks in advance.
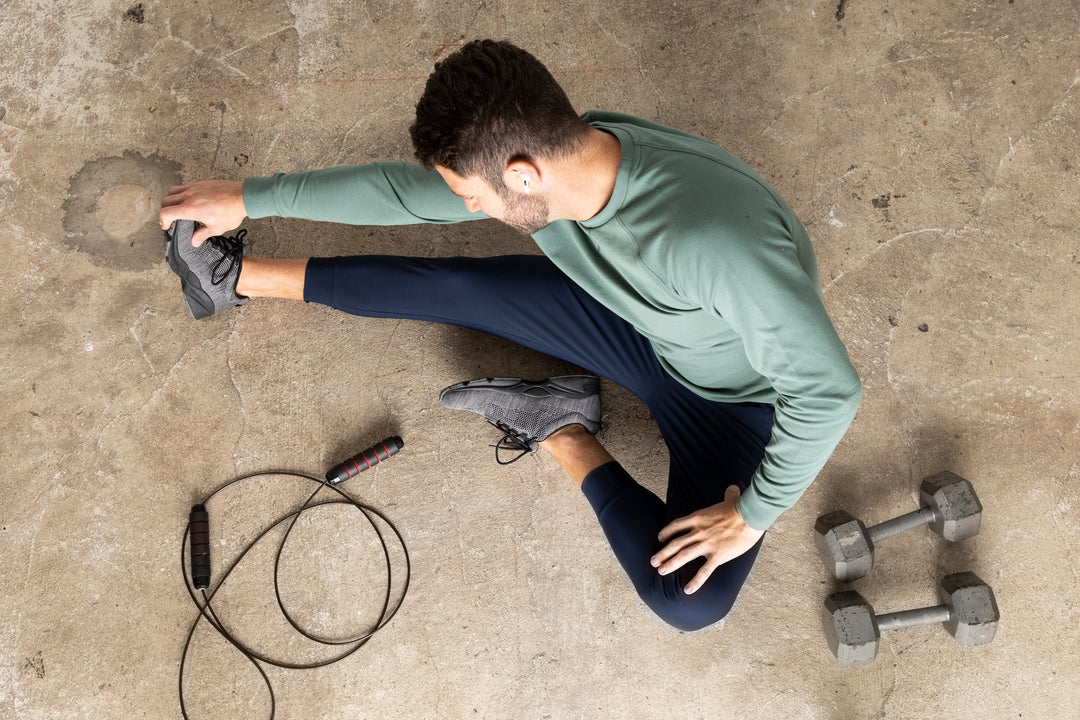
[487,419,535,465]
[206,229,247,286]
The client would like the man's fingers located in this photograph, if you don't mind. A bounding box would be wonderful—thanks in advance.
[650,529,692,569]
[652,514,699,568]
[654,543,704,576]
[159,194,190,230]
[191,225,214,247]
[161,184,191,202]
[159,185,192,218]
[160,195,182,208]
[657,514,694,543]
[159,208,179,231]
[683,560,719,595]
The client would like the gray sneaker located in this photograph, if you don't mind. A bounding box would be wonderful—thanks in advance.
[165,219,249,319]
[439,375,601,464]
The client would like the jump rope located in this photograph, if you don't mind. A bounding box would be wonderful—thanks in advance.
[179,437,407,720]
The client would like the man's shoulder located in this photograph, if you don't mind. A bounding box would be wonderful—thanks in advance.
[585,111,766,189]
[582,110,713,147]
[583,111,800,247]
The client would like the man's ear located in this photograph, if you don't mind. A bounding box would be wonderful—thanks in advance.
[504,159,541,194]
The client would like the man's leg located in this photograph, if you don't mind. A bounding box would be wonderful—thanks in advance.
[239,253,772,630]
[541,373,773,631]
[539,426,614,486]
[235,257,308,300]
[299,255,664,387]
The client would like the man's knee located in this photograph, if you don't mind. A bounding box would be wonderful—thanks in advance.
[641,579,740,632]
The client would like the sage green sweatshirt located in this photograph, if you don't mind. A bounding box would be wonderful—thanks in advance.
[243,111,862,531]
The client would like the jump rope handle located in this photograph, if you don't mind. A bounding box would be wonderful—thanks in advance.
[188,504,211,589]
[325,436,404,485]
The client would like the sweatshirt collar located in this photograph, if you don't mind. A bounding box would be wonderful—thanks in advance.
[580,124,632,229]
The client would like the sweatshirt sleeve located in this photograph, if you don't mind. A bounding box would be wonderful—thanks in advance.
[242,161,483,226]
[682,201,862,531]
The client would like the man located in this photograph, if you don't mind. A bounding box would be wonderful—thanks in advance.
[158,39,861,631]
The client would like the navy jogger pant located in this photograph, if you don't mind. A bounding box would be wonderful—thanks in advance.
[305,254,774,631]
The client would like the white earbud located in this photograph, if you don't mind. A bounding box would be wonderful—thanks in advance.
[522,176,531,193]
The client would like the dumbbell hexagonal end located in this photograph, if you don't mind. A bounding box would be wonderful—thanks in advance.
[919,472,983,541]
[939,572,1000,646]
[823,590,880,665]
[814,510,874,581]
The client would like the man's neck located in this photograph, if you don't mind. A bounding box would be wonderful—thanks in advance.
[548,128,622,223]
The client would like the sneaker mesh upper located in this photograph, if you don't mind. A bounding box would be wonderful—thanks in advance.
[440,376,601,459]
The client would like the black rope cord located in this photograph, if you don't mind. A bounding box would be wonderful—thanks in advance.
[178,469,410,720]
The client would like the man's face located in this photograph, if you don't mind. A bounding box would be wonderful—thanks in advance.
[435,166,551,235]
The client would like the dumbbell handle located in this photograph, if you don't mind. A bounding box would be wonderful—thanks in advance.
[877,604,951,631]
[866,506,937,543]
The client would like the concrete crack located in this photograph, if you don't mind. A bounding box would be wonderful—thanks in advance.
[128,308,157,373]
[584,0,644,77]
[11,505,50,708]
[311,102,385,169]
[991,71,1079,184]
[210,101,226,174]
[1048,462,1080,591]
[220,26,296,60]
[225,323,246,471]
[872,651,900,719]
[96,329,232,455]
[262,131,284,172]
[884,284,918,395]
[853,55,931,77]
[1048,72,1080,122]
[770,53,933,113]
[163,19,257,86]
[751,10,782,101]
[822,228,950,295]
[374,320,403,380]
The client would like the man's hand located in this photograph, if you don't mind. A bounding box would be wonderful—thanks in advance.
[651,485,765,595]
[159,180,247,247]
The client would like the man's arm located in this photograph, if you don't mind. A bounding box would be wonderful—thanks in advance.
[651,200,862,592]
[714,230,862,533]
[159,162,482,246]
[242,162,481,226]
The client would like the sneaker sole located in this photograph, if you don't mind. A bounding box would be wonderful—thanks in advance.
[165,228,216,320]
[439,375,599,403]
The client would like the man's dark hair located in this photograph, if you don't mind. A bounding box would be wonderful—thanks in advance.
[409,40,590,189]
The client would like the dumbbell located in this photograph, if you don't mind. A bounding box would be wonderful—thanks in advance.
[823,571,1000,665]
[814,471,982,581]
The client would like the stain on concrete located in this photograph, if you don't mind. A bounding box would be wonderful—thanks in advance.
[0,106,6,122]
[432,35,466,59]
[62,151,183,271]
[871,192,906,222]
[918,323,930,332]
[124,4,145,23]
[23,652,45,679]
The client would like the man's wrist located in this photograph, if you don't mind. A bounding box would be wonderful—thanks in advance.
[241,175,276,219]
[238,178,248,218]
[734,491,771,532]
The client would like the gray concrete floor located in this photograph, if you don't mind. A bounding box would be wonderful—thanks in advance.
[2,1,1078,718]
